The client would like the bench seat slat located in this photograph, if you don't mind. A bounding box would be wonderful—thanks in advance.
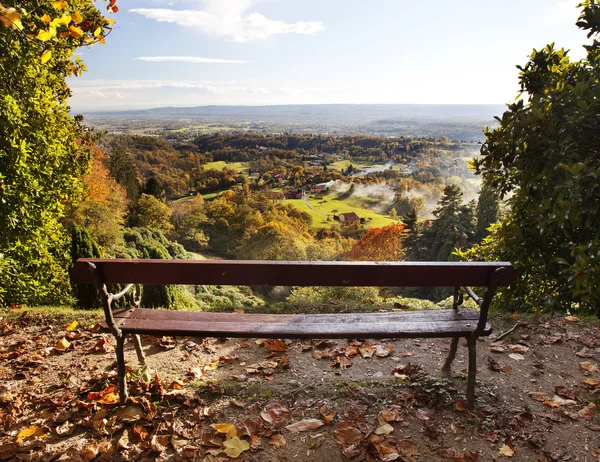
[113,308,481,324]
[112,308,490,339]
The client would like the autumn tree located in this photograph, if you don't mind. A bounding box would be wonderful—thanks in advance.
[136,194,173,234]
[71,148,128,249]
[345,222,406,261]
[0,0,115,304]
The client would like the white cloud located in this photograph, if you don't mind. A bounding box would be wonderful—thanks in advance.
[135,56,248,63]
[545,0,579,25]
[129,0,324,42]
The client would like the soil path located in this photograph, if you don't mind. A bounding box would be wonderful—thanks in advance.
[0,311,599,461]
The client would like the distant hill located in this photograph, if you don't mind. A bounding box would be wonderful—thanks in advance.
[89,103,505,122]
[84,104,506,141]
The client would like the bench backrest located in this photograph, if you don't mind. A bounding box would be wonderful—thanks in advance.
[72,259,516,287]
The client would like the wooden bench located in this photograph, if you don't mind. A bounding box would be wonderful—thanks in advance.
[72,259,516,408]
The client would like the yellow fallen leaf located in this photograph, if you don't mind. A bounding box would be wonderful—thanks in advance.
[455,400,466,412]
[498,444,514,457]
[16,426,46,442]
[168,379,184,391]
[66,321,79,331]
[97,392,119,405]
[211,423,237,439]
[203,360,219,371]
[223,436,250,458]
[565,316,580,322]
[55,337,70,351]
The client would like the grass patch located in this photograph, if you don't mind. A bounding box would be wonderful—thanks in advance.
[2,306,103,325]
[203,161,249,174]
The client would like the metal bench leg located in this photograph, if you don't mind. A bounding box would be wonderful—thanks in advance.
[116,335,128,404]
[466,334,478,409]
[132,334,146,366]
[442,337,459,373]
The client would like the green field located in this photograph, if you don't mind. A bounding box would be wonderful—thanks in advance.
[284,193,396,230]
[203,161,249,173]
[283,199,331,229]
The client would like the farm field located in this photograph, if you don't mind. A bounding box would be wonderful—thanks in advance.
[203,161,249,173]
[284,194,396,230]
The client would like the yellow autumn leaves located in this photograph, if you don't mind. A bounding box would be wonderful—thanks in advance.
[0,4,22,30]
[1,1,112,64]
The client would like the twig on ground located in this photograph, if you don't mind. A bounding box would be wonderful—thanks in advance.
[496,321,526,341]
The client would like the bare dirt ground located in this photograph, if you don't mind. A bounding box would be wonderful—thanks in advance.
[0,309,599,461]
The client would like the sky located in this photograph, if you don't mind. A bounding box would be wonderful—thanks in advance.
[69,0,590,111]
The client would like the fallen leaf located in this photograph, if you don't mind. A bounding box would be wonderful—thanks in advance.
[335,421,363,445]
[455,400,466,412]
[374,423,394,435]
[359,343,376,358]
[223,436,250,458]
[583,378,600,389]
[80,443,98,462]
[16,426,46,442]
[578,403,597,421]
[65,321,79,331]
[187,367,203,379]
[55,338,71,351]
[211,423,237,439]
[115,406,144,423]
[555,386,576,400]
[509,353,525,361]
[332,355,352,370]
[268,434,286,448]
[374,344,393,357]
[498,444,514,457]
[397,439,420,460]
[544,395,577,408]
[261,404,289,426]
[565,316,580,322]
[285,419,324,432]
[264,339,287,352]
[168,379,184,391]
[509,344,529,353]
[529,391,550,402]
[580,362,599,374]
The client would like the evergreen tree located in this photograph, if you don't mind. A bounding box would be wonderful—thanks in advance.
[423,185,476,261]
[402,208,423,261]
[70,225,102,309]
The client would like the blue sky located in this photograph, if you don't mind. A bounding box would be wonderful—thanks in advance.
[69,0,589,111]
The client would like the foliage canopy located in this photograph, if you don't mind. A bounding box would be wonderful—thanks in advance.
[0,0,114,304]
[461,1,600,313]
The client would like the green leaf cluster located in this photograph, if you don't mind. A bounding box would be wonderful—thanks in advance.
[463,1,600,314]
[0,0,113,305]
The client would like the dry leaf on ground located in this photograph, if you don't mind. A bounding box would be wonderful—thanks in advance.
[286,419,324,432]
[498,444,515,457]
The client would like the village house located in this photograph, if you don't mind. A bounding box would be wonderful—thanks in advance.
[284,189,303,199]
[338,212,360,224]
